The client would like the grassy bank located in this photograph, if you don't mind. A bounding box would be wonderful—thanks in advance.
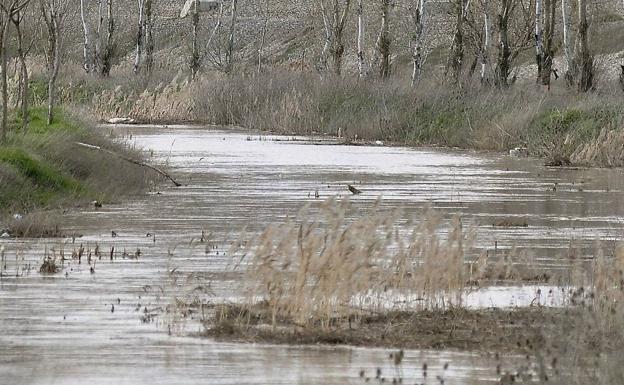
[0,107,156,236]
[81,70,624,167]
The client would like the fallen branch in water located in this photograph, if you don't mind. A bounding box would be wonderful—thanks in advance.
[74,142,182,187]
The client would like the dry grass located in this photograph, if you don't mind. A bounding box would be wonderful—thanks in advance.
[7,212,65,238]
[39,256,60,274]
[81,70,624,167]
[197,198,624,384]
[225,198,477,330]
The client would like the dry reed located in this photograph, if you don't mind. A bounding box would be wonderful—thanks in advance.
[232,198,476,329]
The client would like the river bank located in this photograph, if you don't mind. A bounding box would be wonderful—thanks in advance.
[0,108,158,236]
[68,70,624,168]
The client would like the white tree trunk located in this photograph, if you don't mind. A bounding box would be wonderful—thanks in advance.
[80,0,92,73]
[319,0,332,71]
[561,0,571,74]
[95,0,103,72]
[357,0,365,78]
[375,0,391,78]
[133,0,145,74]
[480,6,490,82]
[535,0,543,70]
[225,0,238,73]
[1,18,9,140]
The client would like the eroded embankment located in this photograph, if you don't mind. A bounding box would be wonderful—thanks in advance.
[0,108,158,237]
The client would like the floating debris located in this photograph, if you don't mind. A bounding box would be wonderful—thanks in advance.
[348,184,362,195]
[509,147,528,157]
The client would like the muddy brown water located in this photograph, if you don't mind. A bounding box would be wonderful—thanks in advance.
[2,125,624,384]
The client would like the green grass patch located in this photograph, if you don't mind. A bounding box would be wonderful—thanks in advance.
[0,107,152,214]
[0,147,83,192]
[11,107,82,134]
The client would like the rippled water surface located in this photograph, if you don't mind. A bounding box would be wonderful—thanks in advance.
[2,125,624,384]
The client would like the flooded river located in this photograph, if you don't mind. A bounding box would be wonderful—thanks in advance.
[2,125,624,384]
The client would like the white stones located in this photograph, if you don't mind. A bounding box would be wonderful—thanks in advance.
[107,117,136,124]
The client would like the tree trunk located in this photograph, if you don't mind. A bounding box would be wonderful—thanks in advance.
[95,0,103,73]
[144,0,154,78]
[225,0,238,73]
[570,0,592,91]
[0,18,8,141]
[495,0,511,87]
[411,0,425,85]
[357,0,366,78]
[80,0,93,73]
[536,0,556,87]
[100,0,114,76]
[535,0,543,81]
[376,0,391,78]
[13,14,29,130]
[258,0,269,75]
[190,1,200,77]
[43,9,60,125]
[319,0,332,71]
[447,0,466,84]
[318,0,351,75]
[480,6,490,83]
[561,0,572,81]
[133,0,145,74]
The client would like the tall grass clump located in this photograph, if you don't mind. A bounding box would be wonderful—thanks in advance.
[526,243,624,385]
[233,198,475,330]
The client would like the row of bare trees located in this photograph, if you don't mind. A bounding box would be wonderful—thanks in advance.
[313,0,593,91]
[0,0,601,143]
[0,0,69,141]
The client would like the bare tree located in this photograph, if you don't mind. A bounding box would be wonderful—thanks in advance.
[40,0,69,125]
[319,0,351,75]
[535,0,556,87]
[134,0,154,77]
[0,6,10,140]
[447,0,469,85]
[133,0,146,74]
[190,0,200,77]
[561,0,572,78]
[356,0,366,78]
[144,0,153,77]
[80,0,93,72]
[479,0,490,83]
[257,0,270,74]
[376,0,391,78]
[203,2,226,70]
[410,0,426,85]
[10,0,32,130]
[99,0,114,76]
[225,0,238,73]
[568,0,592,91]
[493,0,533,87]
